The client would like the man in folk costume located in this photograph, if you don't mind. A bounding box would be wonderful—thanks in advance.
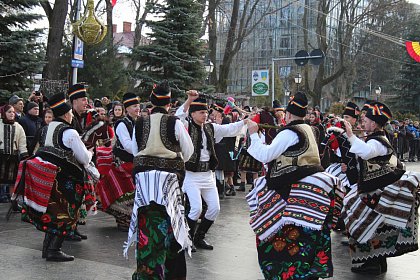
[68,83,95,135]
[342,102,419,275]
[18,93,96,262]
[245,92,345,280]
[175,92,249,251]
[96,93,140,231]
[124,81,194,279]
[324,102,361,191]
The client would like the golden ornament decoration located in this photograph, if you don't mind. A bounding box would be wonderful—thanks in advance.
[72,0,107,45]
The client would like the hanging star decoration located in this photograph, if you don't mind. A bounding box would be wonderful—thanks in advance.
[406,41,420,62]
[72,0,107,45]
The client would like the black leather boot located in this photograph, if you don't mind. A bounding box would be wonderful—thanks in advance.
[74,226,87,240]
[46,235,74,262]
[351,258,382,275]
[42,233,52,258]
[216,180,225,199]
[65,234,82,241]
[379,257,387,272]
[194,218,214,250]
[225,185,236,196]
[236,182,245,192]
[187,217,197,253]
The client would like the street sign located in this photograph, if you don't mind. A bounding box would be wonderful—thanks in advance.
[310,49,325,65]
[294,50,309,66]
[71,59,84,68]
[252,70,269,96]
[73,37,84,60]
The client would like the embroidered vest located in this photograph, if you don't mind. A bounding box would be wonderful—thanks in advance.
[113,116,134,162]
[36,120,84,180]
[133,112,184,173]
[185,121,218,172]
[266,121,324,198]
[358,131,405,193]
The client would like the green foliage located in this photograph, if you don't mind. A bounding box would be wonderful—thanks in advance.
[77,39,128,100]
[328,102,345,116]
[129,0,207,99]
[0,0,44,93]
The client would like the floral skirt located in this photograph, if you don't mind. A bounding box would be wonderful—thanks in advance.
[21,172,96,237]
[133,203,186,280]
[257,223,334,280]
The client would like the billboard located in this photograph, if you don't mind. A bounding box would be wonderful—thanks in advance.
[251,70,269,96]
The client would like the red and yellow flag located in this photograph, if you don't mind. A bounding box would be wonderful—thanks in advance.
[406,41,420,62]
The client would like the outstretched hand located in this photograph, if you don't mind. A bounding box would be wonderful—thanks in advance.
[186,90,199,101]
[247,120,259,135]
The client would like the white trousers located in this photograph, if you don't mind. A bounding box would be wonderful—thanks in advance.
[183,171,220,221]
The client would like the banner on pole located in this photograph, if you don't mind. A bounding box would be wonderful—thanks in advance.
[251,70,269,96]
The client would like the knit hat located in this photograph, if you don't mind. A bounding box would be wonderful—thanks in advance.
[286,91,308,117]
[27,101,39,112]
[9,95,23,105]
[150,81,171,106]
[48,93,72,117]
[68,83,87,102]
[365,101,392,127]
[189,97,208,113]
[122,92,139,109]
[342,101,359,119]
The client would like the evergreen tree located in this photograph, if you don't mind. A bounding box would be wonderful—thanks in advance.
[0,0,43,99]
[129,0,206,98]
[390,13,420,115]
[78,39,128,100]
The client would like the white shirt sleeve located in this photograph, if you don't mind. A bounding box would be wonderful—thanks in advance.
[175,120,194,162]
[62,129,92,166]
[131,127,138,155]
[248,129,299,163]
[116,122,134,155]
[212,120,246,143]
[348,135,388,160]
[175,104,189,127]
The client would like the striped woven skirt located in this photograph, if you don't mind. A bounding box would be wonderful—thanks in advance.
[343,171,420,263]
[247,172,346,279]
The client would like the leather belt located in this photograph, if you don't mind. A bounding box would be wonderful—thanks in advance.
[197,161,210,172]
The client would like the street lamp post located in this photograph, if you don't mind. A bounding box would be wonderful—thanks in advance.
[294,73,302,92]
[204,58,214,85]
[375,86,381,101]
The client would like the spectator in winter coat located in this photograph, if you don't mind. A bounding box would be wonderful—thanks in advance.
[18,102,42,149]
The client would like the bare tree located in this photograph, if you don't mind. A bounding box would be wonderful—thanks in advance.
[310,0,399,105]
[41,0,69,80]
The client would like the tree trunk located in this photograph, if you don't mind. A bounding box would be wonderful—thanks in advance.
[217,0,240,93]
[208,0,217,85]
[42,0,69,80]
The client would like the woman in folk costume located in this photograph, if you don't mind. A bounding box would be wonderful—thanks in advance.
[18,93,96,262]
[175,92,249,251]
[342,102,419,275]
[246,92,345,280]
[124,81,194,279]
[96,92,140,231]
[0,105,28,202]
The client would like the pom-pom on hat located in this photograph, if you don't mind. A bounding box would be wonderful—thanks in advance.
[286,91,308,117]
[150,80,171,106]
[189,97,208,113]
[365,101,392,127]
[48,93,72,117]
[122,92,139,109]
[68,83,87,102]
[343,101,359,119]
